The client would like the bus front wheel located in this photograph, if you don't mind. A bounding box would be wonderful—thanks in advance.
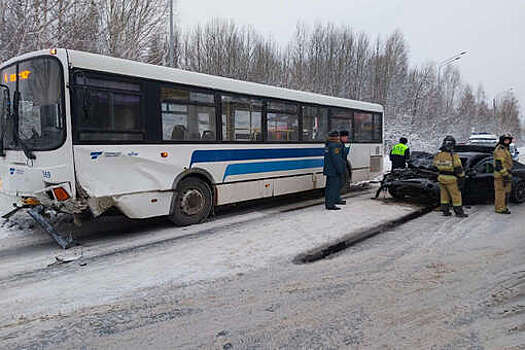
[170,177,213,226]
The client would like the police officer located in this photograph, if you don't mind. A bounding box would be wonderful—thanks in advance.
[433,135,468,217]
[338,130,351,205]
[324,130,345,210]
[494,133,514,214]
[390,137,410,169]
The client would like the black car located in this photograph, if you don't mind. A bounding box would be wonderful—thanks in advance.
[378,144,525,205]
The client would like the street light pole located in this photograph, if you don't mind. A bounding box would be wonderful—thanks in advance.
[437,51,467,88]
[168,0,174,67]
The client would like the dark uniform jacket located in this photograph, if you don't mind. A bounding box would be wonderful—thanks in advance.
[389,143,410,169]
[323,140,345,177]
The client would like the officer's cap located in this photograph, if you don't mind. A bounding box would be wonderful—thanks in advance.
[328,130,340,137]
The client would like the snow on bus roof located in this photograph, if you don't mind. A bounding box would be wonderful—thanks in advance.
[65,49,383,113]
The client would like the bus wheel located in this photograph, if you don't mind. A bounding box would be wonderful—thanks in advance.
[170,177,213,226]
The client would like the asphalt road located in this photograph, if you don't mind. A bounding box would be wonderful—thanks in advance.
[1,199,523,349]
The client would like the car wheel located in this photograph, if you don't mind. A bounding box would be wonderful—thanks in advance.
[170,177,213,226]
[510,180,525,203]
[388,187,405,200]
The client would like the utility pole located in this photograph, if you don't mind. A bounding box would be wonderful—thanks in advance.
[168,0,175,67]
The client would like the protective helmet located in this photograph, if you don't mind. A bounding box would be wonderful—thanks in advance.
[399,137,408,144]
[499,133,513,144]
[441,135,456,151]
[339,130,350,137]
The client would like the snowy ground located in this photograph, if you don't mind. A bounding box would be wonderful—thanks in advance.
[0,187,421,325]
[1,199,523,349]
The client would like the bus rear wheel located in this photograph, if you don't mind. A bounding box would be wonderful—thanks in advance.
[170,177,213,226]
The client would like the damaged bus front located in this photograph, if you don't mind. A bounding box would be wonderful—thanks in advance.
[0,50,78,247]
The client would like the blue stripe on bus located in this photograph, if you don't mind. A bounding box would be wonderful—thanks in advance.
[190,148,324,167]
[222,159,324,181]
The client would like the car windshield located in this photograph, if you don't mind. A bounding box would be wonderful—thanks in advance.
[0,56,65,151]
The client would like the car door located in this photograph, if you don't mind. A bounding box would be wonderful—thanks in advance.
[465,157,495,203]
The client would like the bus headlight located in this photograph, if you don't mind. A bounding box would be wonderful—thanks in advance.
[52,187,70,201]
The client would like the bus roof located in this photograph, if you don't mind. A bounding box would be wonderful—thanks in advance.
[64,49,384,113]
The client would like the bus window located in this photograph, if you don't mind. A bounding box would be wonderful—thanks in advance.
[354,112,374,142]
[266,101,299,142]
[330,108,353,138]
[221,95,262,142]
[75,75,144,141]
[373,113,383,142]
[302,106,328,142]
[161,86,216,141]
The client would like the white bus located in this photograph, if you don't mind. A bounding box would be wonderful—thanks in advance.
[0,49,383,241]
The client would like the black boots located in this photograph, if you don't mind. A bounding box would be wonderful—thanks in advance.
[441,204,452,216]
[453,206,468,217]
[442,204,468,217]
[496,208,511,214]
[326,206,341,210]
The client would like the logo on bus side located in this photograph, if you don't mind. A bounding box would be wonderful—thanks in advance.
[9,168,24,175]
[90,151,103,160]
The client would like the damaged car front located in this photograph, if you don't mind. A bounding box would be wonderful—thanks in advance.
[377,145,525,205]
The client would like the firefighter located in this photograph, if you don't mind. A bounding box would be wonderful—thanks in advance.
[433,135,468,217]
[390,137,410,169]
[323,130,345,210]
[494,133,514,214]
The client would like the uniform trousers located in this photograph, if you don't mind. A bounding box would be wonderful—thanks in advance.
[438,175,462,207]
[494,177,512,212]
[325,175,341,208]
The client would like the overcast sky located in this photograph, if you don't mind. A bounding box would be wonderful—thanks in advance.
[178,0,525,114]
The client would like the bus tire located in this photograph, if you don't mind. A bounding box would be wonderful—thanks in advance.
[170,177,213,226]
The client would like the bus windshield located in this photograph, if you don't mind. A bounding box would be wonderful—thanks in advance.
[0,56,65,152]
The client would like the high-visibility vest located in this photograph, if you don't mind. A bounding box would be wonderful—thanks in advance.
[391,143,408,156]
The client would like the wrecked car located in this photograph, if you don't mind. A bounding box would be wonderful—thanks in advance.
[377,144,525,205]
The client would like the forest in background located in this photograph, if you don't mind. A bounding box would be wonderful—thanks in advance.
[0,0,521,151]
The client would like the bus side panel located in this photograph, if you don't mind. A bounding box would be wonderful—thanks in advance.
[348,143,383,182]
[273,174,317,196]
[112,191,173,218]
[216,180,273,205]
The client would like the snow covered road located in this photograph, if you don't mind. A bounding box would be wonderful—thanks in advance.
[1,196,523,349]
[0,187,420,327]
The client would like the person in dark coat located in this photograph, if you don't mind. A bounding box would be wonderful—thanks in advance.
[323,130,346,210]
[389,137,410,169]
[338,130,351,205]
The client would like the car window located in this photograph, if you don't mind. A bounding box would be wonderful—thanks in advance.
[475,158,494,174]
